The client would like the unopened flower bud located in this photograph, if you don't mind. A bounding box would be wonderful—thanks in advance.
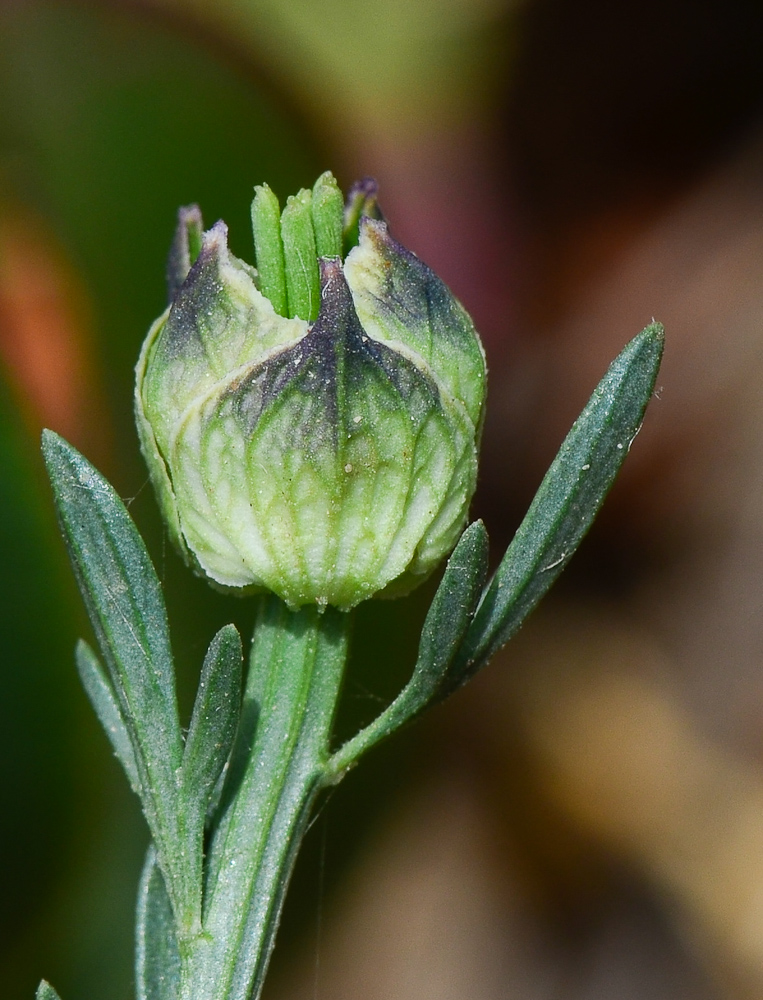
[135,173,486,610]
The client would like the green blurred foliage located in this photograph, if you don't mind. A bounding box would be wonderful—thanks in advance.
[0,3,327,997]
[154,0,512,136]
[0,0,323,455]
[0,375,85,997]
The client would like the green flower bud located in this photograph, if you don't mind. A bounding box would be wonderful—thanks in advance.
[135,174,486,610]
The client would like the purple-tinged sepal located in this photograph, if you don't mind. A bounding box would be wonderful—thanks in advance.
[344,217,486,428]
[136,217,306,567]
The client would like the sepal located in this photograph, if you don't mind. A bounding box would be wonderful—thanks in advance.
[345,217,486,427]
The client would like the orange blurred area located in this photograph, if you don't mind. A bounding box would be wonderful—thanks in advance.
[0,206,107,456]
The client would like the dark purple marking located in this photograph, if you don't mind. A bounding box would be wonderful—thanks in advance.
[359,217,470,350]
[162,221,228,361]
[223,257,439,451]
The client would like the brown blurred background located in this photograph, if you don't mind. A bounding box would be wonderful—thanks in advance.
[2,0,763,997]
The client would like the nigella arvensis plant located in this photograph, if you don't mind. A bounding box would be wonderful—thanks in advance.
[135,173,486,610]
[40,171,663,1000]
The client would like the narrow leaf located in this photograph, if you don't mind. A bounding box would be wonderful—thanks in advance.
[183,624,243,828]
[36,982,62,1000]
[76,638,139,791]
[42,431,188,920]
[327,521,489,776]
[455,322,664,681]
[418,521,490,696]
[136,846,182,1000]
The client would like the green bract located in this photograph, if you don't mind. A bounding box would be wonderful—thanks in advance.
[136,174,486,610]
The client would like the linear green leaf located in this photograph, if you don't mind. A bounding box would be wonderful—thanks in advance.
[42,431,191,925]
[327,521,489,776]
[136,846,182,1000]
[183,624,242,834]
[76,638,139,792]
[454,322,664,682]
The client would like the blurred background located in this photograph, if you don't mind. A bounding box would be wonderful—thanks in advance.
[2,0,763,997]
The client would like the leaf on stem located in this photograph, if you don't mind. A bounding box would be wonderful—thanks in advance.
[76,638,139,791]
[326,520,489,776]
[42,431,189,921]
[182,624,243,833]
[453,322,664,682]
[136,846,182,1000]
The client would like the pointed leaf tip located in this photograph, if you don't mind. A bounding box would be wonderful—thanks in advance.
[454,322,664,679]
[36,982,62,1000]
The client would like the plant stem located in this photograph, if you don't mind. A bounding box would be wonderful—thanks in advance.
[181,595,350,1000]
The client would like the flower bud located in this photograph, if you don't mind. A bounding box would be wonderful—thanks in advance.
[136,174,486,610]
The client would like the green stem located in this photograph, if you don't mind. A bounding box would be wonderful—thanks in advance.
[181,595,350,1000]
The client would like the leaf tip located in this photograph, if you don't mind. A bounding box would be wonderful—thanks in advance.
[40,427,61,460]
[632,319,665,358]
[36,981,62,1000]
